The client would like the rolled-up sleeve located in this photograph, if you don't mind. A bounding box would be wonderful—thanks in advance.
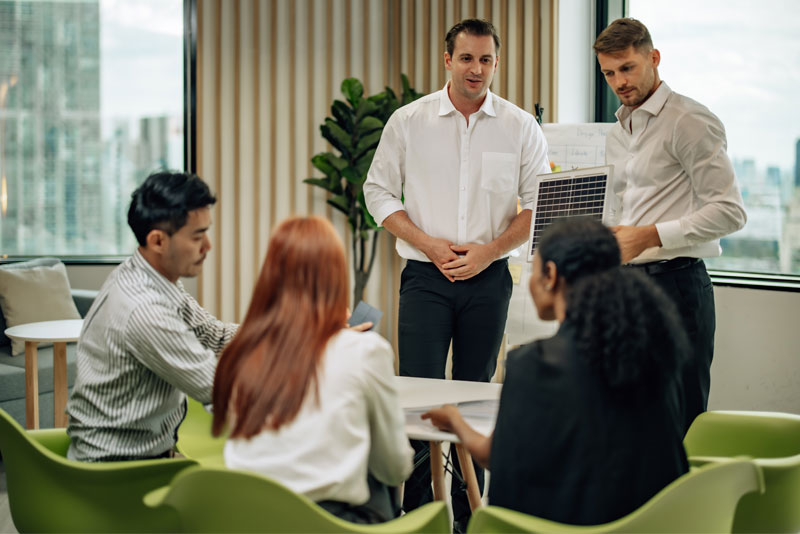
[518,118,551,211]
[364,114,407,226]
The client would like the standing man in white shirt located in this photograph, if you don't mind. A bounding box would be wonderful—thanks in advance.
[594,18,746,432]
[364,19,549,530]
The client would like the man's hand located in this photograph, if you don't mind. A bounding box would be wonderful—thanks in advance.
[610,224,662,264]
[419,236,460,282]
[422,404,463,433]
[443,243,497,281]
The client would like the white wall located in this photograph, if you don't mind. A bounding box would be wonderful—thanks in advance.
[710,285,800,414]
[557,0,593,122]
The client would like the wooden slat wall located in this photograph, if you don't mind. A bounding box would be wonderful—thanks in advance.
[196,0,558,349]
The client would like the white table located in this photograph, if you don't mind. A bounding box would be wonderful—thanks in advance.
[394,376,502,511]
[5,319,83,429]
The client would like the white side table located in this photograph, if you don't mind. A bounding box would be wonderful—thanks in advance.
[5,319,84,429]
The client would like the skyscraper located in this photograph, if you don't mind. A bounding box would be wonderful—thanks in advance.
[0,1,101,255]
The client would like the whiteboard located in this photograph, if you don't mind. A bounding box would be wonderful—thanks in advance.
[506,123,615,346]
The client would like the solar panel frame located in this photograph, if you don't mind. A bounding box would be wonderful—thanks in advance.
[526,165,615,262]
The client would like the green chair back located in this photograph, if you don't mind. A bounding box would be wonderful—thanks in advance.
[0,408,197,533]
[175,397,227,466]
[144,465,450,533]
[466,459,763,533]
[685,410,800,533]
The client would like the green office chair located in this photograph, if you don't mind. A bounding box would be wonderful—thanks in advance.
[144,465,450,533]
[175,396,227,466]
[465,459,763,533]
[0,408,197,533]
[684,410,800,533]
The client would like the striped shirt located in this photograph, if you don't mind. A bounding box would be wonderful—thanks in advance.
[66,250,237,461]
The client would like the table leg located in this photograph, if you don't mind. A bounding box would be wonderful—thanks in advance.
[53,341,68,427]
[24,341,40,430]
[455,443,482,511]
[429,441,445,501]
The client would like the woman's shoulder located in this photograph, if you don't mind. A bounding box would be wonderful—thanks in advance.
[507,330,575,373]
[328,329,394,363]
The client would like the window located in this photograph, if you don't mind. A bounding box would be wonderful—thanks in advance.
[0,0,184,257]
[626,0,800,277]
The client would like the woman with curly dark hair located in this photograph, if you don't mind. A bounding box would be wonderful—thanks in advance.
[423,217,689,525]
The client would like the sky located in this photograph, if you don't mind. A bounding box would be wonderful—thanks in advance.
[629,0,800,173]
[99,0,183,132]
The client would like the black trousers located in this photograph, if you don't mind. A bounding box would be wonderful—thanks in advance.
[626,258,715,433]
[398,259,512,525]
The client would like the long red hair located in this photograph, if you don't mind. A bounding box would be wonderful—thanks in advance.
[212,216,348,438]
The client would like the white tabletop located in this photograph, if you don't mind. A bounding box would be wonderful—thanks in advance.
[394,376,502,442]
[4,319,84,343]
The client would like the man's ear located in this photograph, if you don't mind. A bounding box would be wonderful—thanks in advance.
[544,260,558,287]
[145,229,169,254]
[650,48,661,68]
[444,51,453,70]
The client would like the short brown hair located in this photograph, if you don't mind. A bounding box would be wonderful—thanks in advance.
[593,18,653,55]
[445,19,501,57]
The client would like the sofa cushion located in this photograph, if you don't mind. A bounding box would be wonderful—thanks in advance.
[0,343,79,403]
[0,260,81,355]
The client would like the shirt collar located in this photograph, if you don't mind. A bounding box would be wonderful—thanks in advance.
[132,248,186,304]
[614,81,671,123]
[438,81,497,117]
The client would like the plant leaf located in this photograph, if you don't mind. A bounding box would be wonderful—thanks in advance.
[310,153,339,178]
[354,149,376,176]
[303,177,339,193]
[355,98,379,121]
[322,152,348,171]
[327,194,350,216]
[341,166,363,185]
[341,78,363,108]
[354,130,382,159]
[321,119,352,159]
[359,190,379,229]
[331,100,354,133]
[356,116,384,136]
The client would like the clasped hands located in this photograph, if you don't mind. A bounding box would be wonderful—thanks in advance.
[421,237,496,282]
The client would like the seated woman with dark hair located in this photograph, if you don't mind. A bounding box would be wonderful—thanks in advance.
[423,218,689,525]
[212,216,412,524]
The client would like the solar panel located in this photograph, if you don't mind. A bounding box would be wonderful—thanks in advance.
[526,165,614,261]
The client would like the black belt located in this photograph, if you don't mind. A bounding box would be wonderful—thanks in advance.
[624,257,701,275]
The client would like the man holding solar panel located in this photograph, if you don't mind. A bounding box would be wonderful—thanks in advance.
[364,18,549,530]
[594,18,747,432]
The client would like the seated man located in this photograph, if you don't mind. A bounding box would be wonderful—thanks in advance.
[67,171,237,461]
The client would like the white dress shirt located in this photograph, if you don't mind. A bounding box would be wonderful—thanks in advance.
[364,83,550,262]
[224,329,413,506]
[606,82,746,263]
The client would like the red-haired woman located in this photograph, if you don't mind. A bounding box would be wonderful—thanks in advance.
[212,216,412,523]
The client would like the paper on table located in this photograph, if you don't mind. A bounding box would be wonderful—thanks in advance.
[403,399,500,442]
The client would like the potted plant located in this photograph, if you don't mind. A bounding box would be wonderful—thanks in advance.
[305,75,423,306]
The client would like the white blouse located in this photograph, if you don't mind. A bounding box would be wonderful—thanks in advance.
[224,329,413,506]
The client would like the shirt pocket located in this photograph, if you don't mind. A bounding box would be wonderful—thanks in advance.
[481,152,517,193]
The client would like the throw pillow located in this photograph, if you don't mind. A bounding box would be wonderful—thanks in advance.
[0,262,81,355]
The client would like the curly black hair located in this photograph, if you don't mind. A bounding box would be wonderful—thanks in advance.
[537,218,689,394]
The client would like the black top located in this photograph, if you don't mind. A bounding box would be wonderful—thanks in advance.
[488,321,688,525]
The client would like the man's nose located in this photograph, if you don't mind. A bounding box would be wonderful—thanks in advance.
[203,235,212,252]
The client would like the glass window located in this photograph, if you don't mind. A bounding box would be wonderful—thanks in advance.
[627,0,800,275]
[0,0,184,257]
